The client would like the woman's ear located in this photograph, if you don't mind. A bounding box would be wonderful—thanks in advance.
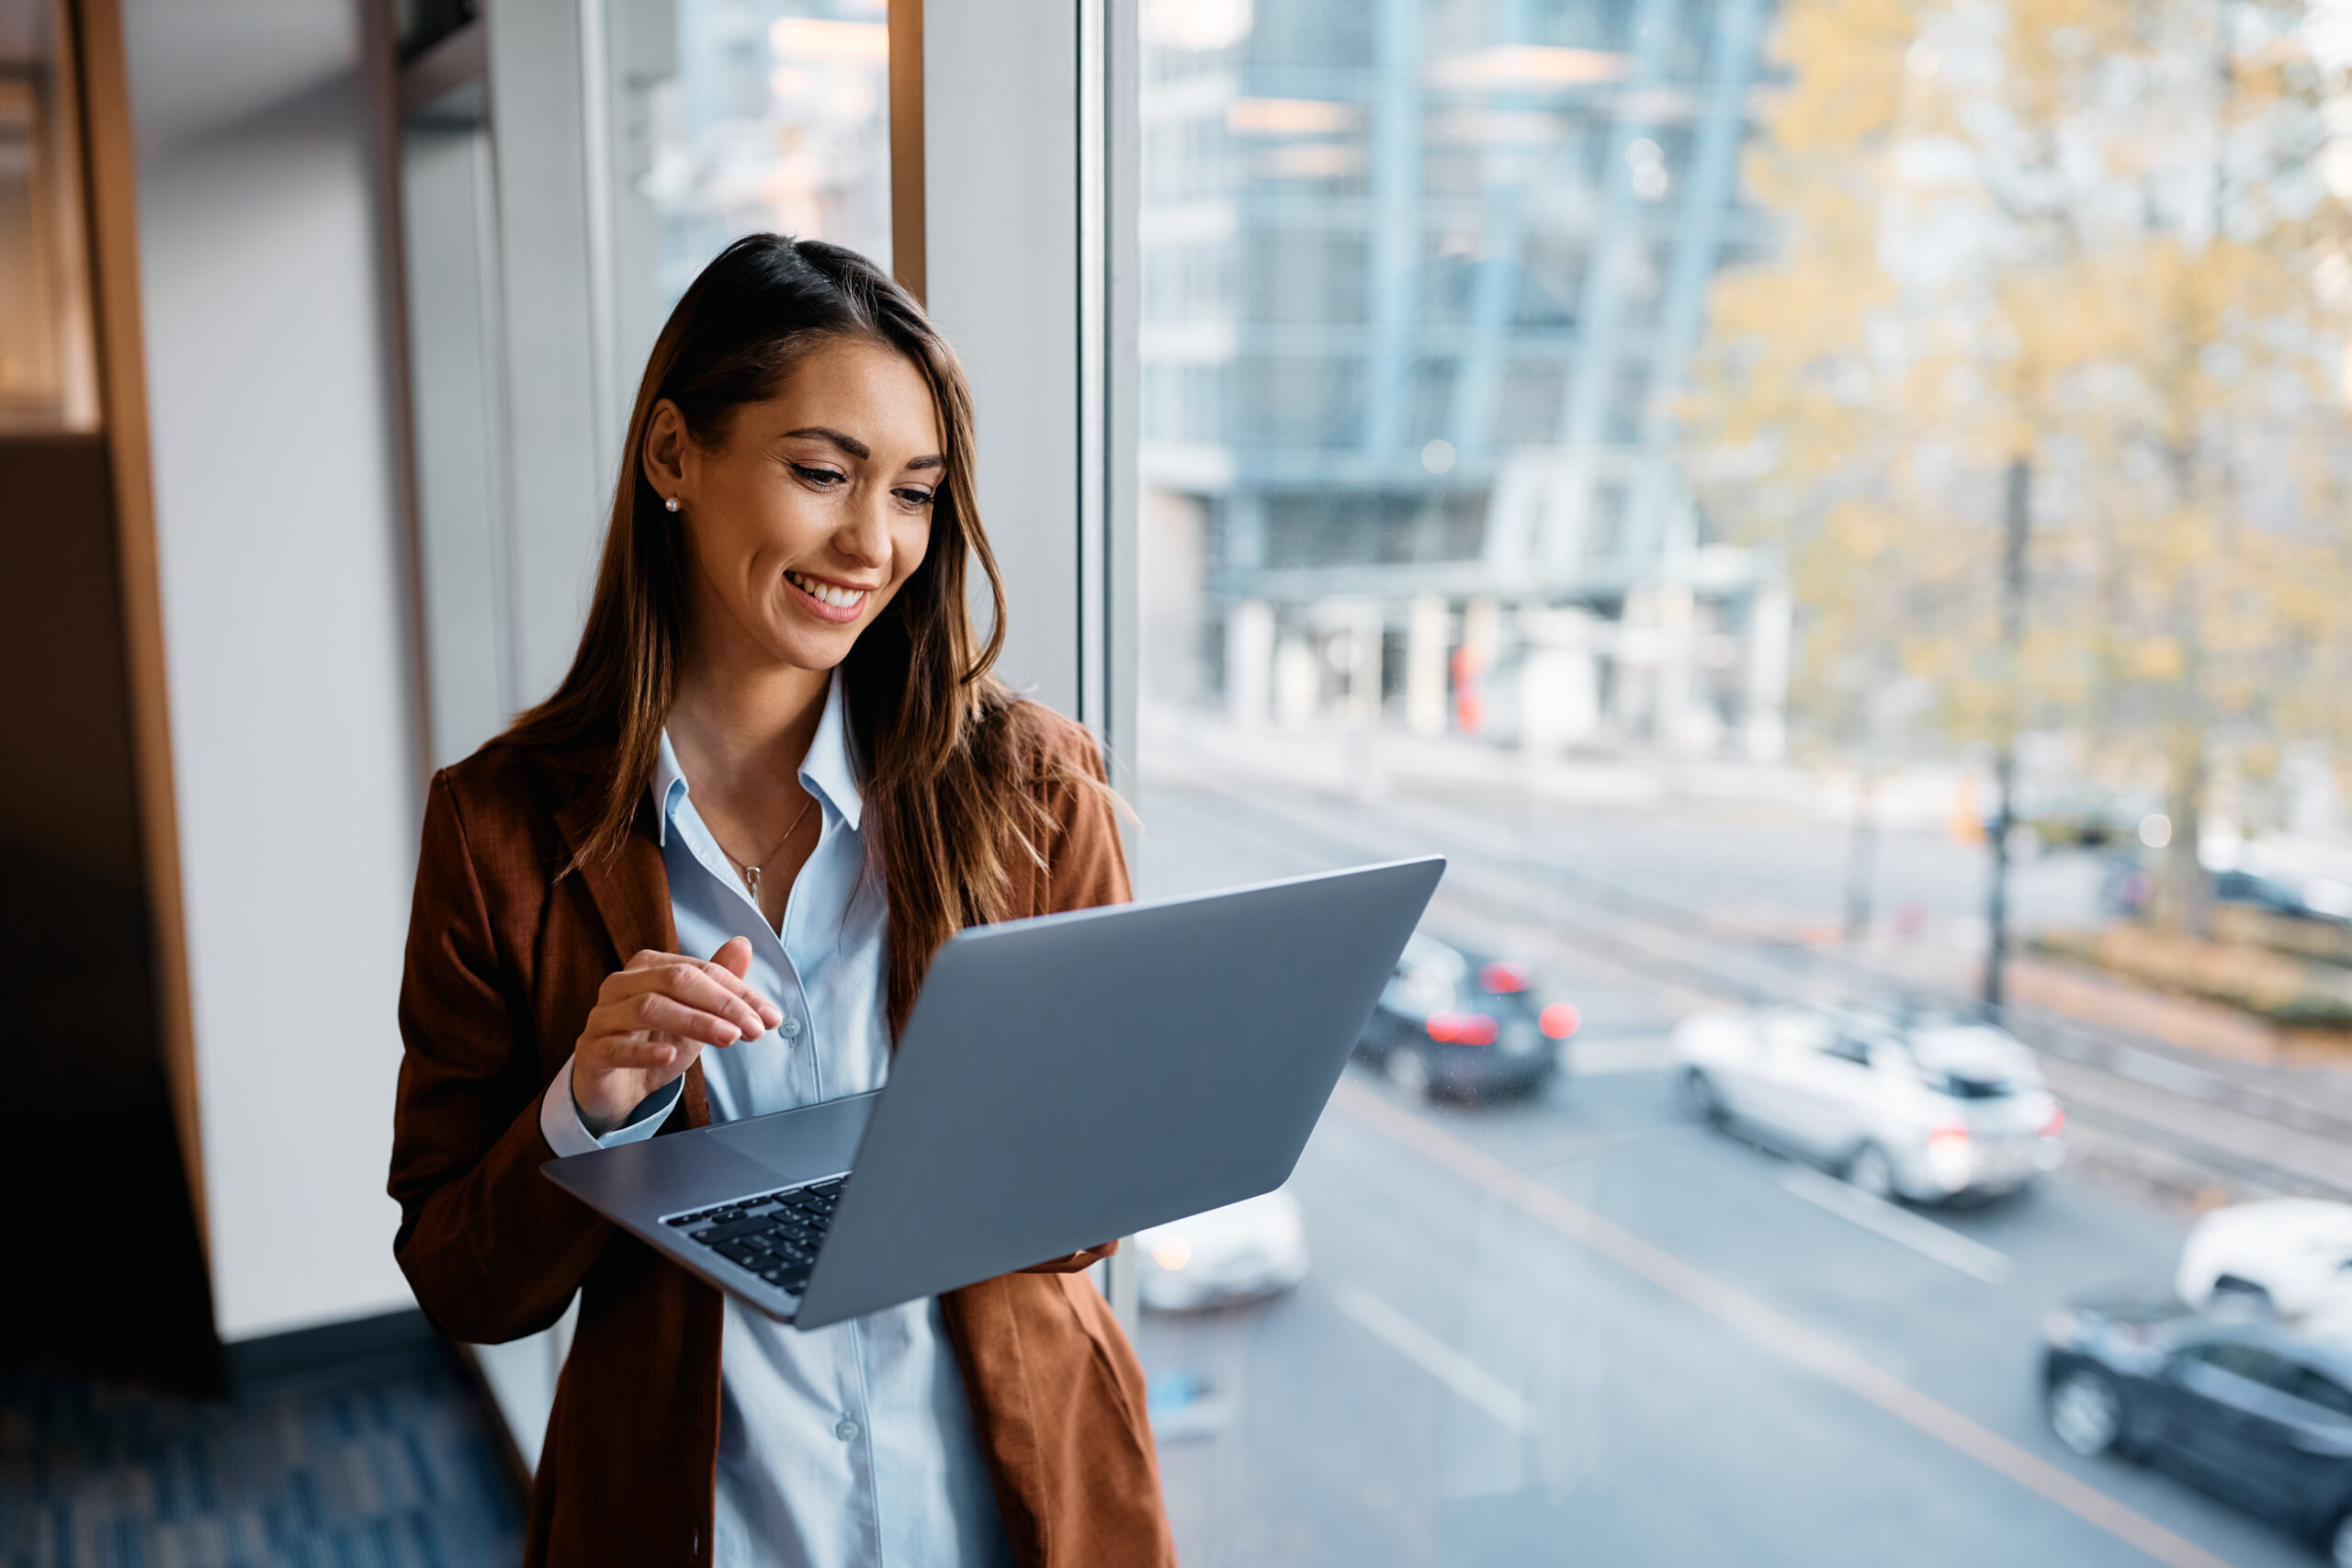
[642,400,692,506]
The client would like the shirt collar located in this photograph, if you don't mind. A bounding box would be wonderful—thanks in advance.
[650,669,865,846]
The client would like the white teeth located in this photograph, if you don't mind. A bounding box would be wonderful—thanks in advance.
[789,572,867,611]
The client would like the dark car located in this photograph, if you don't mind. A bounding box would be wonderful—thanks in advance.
[1354,931,1575,1101]
[2100,857,2345,926]
[2042,1290,2352,1563]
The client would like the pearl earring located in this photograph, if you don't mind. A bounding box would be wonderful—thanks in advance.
[664,496,680,513]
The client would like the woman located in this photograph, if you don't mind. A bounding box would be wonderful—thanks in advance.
[390,235,1174,1568]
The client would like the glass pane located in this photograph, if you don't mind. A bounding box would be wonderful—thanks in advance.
[618,0,891,314]
[1131,0,2352,1560]
[0,0,98,433]
[600,0,890,434]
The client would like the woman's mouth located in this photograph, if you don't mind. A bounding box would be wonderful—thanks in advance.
[786,570,871,623]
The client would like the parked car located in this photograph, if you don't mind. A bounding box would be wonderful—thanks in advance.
[2042,1291,2352,1563]
[2100,857,2347,926]
[2178,1201,2352,1318]
[1135,1190,1308,1312]
[1354,931,1576,1101]
[1673,1001,2064,1202]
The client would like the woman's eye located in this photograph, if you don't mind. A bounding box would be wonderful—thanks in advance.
[895,488,935,508]
[790,464,846,488]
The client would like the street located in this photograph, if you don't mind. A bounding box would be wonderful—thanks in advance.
[1128,773,2318,1568]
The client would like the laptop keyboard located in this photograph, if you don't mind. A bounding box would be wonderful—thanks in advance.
[662,1174,845,1295]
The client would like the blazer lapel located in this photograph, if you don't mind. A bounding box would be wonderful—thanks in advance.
[551,772,711,1129]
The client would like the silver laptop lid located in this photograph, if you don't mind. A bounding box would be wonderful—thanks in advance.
[792,855,1442,1327]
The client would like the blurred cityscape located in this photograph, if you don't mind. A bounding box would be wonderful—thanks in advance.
[1125,0,2352,1564]
[1136,0,1791,762]
[18,0,2352,1560]
[1132,0,2352,1012]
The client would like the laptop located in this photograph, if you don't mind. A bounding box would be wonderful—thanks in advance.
[542,856,1443,1329]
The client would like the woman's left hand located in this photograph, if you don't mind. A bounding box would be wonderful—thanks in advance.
[1021,1240,1120,1274]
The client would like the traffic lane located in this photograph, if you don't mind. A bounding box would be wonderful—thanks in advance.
[1141,1089,2191,1568]
[1134,783,1698,1042]
[1137,770,2104,958]
[1438,1064,2310,1566]
[1132,784,1346,896]
[1134,777,1871,1049]
[1136,776,2311,1562]
[1243,769,2109,933]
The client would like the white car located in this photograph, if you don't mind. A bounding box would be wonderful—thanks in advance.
[2177,1200,2352,1317]
[1674,1003,2065,1202]
[1135,1190,1308,1312]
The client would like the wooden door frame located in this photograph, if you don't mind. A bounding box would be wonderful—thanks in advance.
[67,0,206,1254]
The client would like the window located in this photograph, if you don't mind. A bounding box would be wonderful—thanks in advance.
[2181,1342,2297,1391]
[1514,238,1586,329]
[1820,1035,1871,1067]
[1125,0,2351,1558]
[1236,356,1366,448]
[621,0,891,336]
[2295,1369,2352,1420]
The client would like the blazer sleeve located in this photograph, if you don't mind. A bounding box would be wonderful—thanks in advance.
[1036,719,1133,918]
[390,770,611,1344]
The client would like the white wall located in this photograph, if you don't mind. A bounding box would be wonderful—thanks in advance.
[124,0,420,1339]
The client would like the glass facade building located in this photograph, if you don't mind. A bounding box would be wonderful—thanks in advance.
[1139,0,1790,760]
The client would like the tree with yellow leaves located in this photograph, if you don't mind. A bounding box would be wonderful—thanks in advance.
[1691,0,2352,959]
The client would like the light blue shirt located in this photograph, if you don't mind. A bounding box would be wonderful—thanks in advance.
[539,671,1011,1568]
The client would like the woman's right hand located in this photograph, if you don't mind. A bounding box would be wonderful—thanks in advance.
[573,936,782,1134]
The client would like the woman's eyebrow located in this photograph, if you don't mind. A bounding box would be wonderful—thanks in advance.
[783,427,945,471]
[783,426,870,458]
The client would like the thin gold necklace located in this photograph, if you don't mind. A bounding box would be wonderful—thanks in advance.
[714,793,816,904]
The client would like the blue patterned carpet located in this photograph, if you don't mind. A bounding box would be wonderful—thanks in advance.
[0,1339,523,1568]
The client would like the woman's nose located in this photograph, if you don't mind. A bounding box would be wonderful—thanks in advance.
[835,489,893,567]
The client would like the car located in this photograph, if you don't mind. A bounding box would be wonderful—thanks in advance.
[1354,931,1576,1101]
[1135,1190,1308,1312]
[2042,1291,2352,1563]
[2101,858,2349,926]
[2178,1201,2352,1318]
[1673,1001,2064,1201]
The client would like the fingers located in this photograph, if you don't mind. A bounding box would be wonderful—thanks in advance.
[623,944,780,1028]
[623,991,747,1048]
[707,940,784,1027]
[599,1039,678,1069]
[607,959,774,1038]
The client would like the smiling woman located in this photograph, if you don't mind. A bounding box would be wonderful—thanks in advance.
[647,341,943,651]
[508,237,1071,1037]
[388,236,1173,1568]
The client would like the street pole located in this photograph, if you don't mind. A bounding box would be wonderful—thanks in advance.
[1845,762,1877,942]
[1984,456,2031,1012]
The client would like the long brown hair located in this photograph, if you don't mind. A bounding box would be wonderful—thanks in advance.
[504,234,1072,1032]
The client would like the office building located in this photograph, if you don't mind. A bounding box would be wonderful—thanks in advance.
[1139,0,1792,760]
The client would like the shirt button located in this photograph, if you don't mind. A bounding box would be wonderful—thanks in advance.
[781,1017,803,1040]
[834,1416,860,1442]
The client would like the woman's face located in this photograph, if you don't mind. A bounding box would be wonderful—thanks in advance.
[650,335,945,674]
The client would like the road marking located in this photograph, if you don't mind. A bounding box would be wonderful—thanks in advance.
[1776,1165,2013,1284]
[1331,1282,1536,1435]
[1329,1077,2233,1568]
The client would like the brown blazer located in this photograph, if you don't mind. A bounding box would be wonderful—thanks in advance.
[389,705,1175,1567]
